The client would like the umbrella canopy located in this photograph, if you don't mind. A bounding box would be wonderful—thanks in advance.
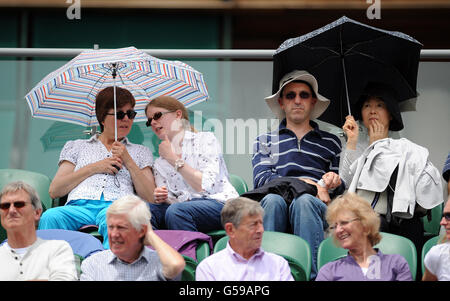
[272,16,422,127]
[25,46,209,129]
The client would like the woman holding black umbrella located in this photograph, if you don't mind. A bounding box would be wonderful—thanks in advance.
[339,82,443,272]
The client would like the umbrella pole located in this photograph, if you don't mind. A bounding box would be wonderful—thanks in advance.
[341,58,352,116]
[112,64,118,142]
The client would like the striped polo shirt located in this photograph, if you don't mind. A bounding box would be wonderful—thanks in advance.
[252,119,345,196]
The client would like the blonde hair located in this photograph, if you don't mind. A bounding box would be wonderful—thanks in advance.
[145,96,196,132]
[327,193,381,246]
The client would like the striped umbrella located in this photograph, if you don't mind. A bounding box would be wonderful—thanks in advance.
[25,46,209,139]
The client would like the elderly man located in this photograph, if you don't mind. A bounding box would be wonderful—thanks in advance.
[195,197,293,281]
[80,194,185,281]
[0,181,77,281]
[252,70,345,278]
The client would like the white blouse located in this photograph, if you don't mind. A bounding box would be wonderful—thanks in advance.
[424,241,450,281]
[59,135,153,203]
[153,131,238,203]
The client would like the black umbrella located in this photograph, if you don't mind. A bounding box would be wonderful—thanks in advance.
[272,16,422,127]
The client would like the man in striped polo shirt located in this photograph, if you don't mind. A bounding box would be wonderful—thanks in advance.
[252,70,345,279]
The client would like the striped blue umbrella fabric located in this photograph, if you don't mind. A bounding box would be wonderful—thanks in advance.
[25,46,209,127]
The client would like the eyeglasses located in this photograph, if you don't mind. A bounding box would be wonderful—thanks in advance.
[106,110,137,120]
[442,212,450,221]
[0,201,29,210]
[284,91,312,100]
[146,111,176,127]
[328,218,360,231]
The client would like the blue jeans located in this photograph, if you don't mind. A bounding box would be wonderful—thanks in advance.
[260,193,327,279]
[148,198,224,232]
[38,198,112,249]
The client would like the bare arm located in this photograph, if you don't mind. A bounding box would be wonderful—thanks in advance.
[422,268,438,281]
[144,227,186,279]
[49,157,122,199]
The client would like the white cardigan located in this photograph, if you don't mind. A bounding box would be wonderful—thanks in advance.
[341,137,443,218]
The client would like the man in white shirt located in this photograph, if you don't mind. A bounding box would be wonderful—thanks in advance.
[80,194,186,281]
[0,181,77,281]
[196,197,293,281]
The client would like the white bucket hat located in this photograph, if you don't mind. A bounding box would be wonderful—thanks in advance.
[265,70,330,120]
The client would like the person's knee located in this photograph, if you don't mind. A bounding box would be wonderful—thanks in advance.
[261,194,286,209]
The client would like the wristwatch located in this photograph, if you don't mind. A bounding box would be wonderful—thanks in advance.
[174,159,185,171]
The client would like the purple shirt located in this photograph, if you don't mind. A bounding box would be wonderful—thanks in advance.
[316,249,412,281]
[195,242,294,281]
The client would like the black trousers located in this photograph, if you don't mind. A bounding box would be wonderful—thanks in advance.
[379,214,424,279]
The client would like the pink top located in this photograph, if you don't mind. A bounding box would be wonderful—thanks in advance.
[195,242,294,281]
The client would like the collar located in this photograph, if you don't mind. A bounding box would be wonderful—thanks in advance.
[88,134,130,145]
[107,246,150,265]
[226,241,265,262]
[277,119,323,138]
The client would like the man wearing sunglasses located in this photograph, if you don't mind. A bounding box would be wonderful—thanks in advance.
[252,70,345,279]
[0,181,77,280]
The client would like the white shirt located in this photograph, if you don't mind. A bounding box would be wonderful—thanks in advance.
[424,241,450,281]
[59,135,153,203]
[153,131,238,203]
[195,242,294,281]
[0,238,78,281]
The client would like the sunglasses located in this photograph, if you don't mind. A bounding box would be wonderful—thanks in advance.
[442,212,450,221]
[146,111,176,127]
[0,201,29,210]
[106,110,137,120]
[284,91,312,100]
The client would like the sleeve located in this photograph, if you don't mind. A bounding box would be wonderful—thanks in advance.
[393,255,413,281]
[328,136,346,197]
[339,140,367,190]
[48,241,78,281]
[132,144,154,169]
[195,259,215,281]
[415,159,444,209]
[58,140,80,166]
[315,262,334,281]
[80,256,96,281]
[251,134,281,188]
[424,245,440,276]
[197,132,224,194]
[278,257,294,281]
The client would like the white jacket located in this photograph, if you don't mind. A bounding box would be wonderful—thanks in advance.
[347,138,443,218]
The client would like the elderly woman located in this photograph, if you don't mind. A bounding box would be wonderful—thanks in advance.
[39,86,155,248]
[339,82,443,258]
[316,193,412,281]
[145,96,238,232]
[422,200,450,281]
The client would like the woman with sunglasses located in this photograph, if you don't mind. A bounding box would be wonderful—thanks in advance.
[422,197,450,280]
[316,193,412,281]
[339,82,443,270]
[144,96,238,233]
[39,86,155,249]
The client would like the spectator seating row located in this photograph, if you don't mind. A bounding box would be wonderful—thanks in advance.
[0,168,445,281]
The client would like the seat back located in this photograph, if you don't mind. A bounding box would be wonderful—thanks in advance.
[0,168,53,211]
[317,232,417,280]
[228,174,249,195]
[36,229,104,258]
[421,235,440,274]
[181,255,198,281]
[213,231,311,281]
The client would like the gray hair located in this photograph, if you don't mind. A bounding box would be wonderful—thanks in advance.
[221,197,264,228]
[0,181,42,211]
[106,194,151,232]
